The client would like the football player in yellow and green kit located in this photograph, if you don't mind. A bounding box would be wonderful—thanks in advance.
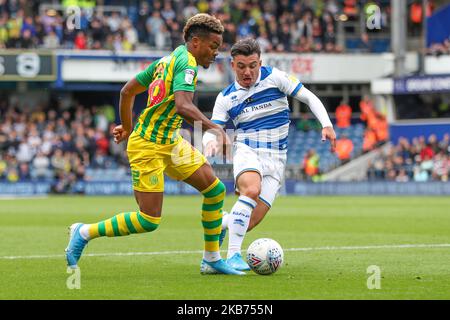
[65,14,245,275]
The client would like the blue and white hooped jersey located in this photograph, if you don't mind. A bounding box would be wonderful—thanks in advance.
[212,66,303,153]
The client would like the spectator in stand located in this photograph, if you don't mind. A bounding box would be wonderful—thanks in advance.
[74,31,87,50]
[32,151,51,180]
[409,0,434,37]
[428,134,440,153]
[169,20,183,49]
[335,134,354,164]
[146,10,164,48]
[395,168,410,182]
[420,141,435,161]
[335,100,352,128]
[18,28,34,48]
[43,28,59,49]
[311,16,323,52]
[297,11,313,51]
[183,0,199,20]
[123,18,138,51]
[323,21,336,53]
[18,162,31,181]
[302,149,320,181]
[343,0,359,19]
[95,131,110,156]
[363,128,377,153]
[439,133,449,152]
[373,113,389,143]
[360,95,375,122]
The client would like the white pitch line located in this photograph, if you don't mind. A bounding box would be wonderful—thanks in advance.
[1,243,450,261]
[0,196,49,201]
[284,243,450,252]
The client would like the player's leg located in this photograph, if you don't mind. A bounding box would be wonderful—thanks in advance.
[225,171,261,270]
[83,191,163,238]
[182,163,244,275]
[219,143,262,270]
[225,150,285,269]
[65,133,165,268]
[247,200,271,231]
[167,139,244,275]
[65,191,164,269]
[247,168,284,231]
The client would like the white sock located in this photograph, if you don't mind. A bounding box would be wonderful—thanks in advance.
[227,196,257,259]
[203,251,221,262]
[79,224,91,240]
[222,212,230,231]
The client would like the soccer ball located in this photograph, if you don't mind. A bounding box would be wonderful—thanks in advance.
[246,238,284,275]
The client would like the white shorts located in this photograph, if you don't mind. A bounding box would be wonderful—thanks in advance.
[233,142,287,208]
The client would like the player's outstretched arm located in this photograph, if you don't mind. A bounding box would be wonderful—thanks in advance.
[294,87,337,152]
[175,91,231,153]
[113,78,148,144]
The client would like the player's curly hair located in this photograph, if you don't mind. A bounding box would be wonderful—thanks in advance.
[183,13,224,42]
[231,38,261,58]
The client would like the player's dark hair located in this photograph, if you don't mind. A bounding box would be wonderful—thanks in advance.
[231,38,261,58]
[183,13,224,42]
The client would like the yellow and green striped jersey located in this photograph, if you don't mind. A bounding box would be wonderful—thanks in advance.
[134,45,198,144]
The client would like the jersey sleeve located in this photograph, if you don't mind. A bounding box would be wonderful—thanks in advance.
[211,93,230,125]
[173,53,198,92]
[272,67,303,97]
[135,60,157,87]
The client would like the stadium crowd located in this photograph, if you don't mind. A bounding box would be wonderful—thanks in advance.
[367,134,450,182]
[0,0,394,53]
[0,103,128,193]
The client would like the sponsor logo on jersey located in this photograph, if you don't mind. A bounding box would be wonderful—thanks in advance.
[184,69,195,85]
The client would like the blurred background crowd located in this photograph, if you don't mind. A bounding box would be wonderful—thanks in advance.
[1,0,436,53]
[367,134,450,182]
[0,102,128,193]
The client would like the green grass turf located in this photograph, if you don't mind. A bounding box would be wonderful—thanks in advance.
[0,195,449,299]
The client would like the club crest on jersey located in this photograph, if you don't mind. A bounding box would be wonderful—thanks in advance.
[184,69,195,85]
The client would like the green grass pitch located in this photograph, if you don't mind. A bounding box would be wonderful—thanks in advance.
[0,195,449,299]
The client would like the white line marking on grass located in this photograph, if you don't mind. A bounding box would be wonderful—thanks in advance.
[0,196,49,200]
[284,243,450,252]
[1,243,450,261]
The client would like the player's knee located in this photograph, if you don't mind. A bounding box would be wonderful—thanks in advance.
[215,180,226,198]
[138,211,161,232]
[241,186,260,201]
[204,179,226,200]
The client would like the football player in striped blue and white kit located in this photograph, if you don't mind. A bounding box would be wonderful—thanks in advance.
[202,38,336,272]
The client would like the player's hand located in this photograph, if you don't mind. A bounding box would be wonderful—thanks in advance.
[205,140,219,157]
[113,125,130,144]
[322,126,336,153]
[217,130,232,161]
